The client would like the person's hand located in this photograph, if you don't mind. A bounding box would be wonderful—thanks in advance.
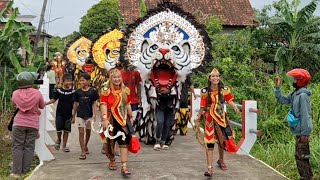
[160,87,170,94]
[102,120,110,129]
[275,76,282,87]
[300,136,310,143]
[234,107,240,114]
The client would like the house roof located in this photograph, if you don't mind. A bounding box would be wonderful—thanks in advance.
[118,0,258,26]
[0,1,11,14]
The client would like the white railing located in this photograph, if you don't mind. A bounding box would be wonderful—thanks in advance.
[35,73,55,161]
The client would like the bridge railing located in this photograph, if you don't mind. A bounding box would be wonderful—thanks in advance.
[190,88,260,155]
[36,73,55,161]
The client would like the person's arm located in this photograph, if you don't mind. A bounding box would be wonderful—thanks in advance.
[299,93,312,138]
[72,102,78,124]
[127,103,134,124]
[136,71,142,102]
[38,92,45,109]
[46,99,57,105]
[100,103,109,128]
[227,100,240,114]
[92,101,97,122]
[274,76,291,104]
[190,85,196,100]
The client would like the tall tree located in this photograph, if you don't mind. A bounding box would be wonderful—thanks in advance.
[79,0,120,40]
[267,0,320,74]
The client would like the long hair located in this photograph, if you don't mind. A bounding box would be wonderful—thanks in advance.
[207,76,225,105]
[108,68,128,104]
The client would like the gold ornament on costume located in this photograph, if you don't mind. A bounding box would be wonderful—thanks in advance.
[92,29,124,71]
[67,37,92,66]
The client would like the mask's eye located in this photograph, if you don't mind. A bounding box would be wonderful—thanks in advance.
[171,45,180,51]
[112,49,119,54]
[81,50,86,54]
[150,44,158,50]
[105,49,111,55]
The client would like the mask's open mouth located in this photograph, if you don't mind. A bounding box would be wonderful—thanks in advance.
[83,59,94,74]
[151,59,177,92]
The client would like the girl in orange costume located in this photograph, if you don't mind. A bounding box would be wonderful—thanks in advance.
[195,68,240,177]
[99,68,134,176]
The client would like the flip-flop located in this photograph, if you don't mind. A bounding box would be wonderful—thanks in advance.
[84,147,89,154]
[108,161,117,170]
[79,154,86,160]
[204,171,213,177]
[55,143,61,150]
[63,147,70,152]
[121,166,131,176]
[217,160,228,171]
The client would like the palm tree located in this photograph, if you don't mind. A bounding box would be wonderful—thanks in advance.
[267,0,320,74]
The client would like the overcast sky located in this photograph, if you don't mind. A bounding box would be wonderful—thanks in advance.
[14,0,320,37]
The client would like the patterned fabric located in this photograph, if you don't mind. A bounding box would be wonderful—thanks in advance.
[200,87,234,144]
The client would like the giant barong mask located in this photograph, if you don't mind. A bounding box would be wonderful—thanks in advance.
[125,9,206,88]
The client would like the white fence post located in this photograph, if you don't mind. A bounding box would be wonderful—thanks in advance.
[42,73,56,132]
[236,100,258,155]
[35,107,55,161]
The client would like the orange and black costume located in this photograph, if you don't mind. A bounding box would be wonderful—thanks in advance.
[100,86,132,161]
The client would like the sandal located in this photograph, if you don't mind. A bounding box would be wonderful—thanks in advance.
[63,147,70,152]
[108,161,117,170]
[55,143,61,150]
[79,154,86,160]
[217,160,228,171]
[204,165,213,177]
[121,164,131,176]
[84,147,89,154]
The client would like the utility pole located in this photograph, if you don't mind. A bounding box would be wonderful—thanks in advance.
[32,0,48,64]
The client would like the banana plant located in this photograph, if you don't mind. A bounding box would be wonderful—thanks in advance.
[0,1,34,73]
[267,0,320,76]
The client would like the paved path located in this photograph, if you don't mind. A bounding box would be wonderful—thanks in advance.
[30,107,287,180]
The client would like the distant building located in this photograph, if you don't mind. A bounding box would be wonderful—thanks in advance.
[118,0,259,33]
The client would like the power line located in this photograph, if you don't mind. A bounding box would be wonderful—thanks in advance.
[17,0,39,16]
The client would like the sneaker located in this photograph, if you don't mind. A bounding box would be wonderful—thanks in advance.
[154,144,161,151]
[161,145,169,150]
[9,173,21,179]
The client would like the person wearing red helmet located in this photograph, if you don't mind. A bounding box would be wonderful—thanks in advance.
[275,68,313,179]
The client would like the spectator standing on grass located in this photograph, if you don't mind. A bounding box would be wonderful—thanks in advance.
[275,68,313,180]
[10,72,45,178]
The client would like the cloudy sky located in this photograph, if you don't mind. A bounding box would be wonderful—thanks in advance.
[14,0,320,37]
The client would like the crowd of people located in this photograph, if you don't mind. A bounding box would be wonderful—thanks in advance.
[9,66,314,179]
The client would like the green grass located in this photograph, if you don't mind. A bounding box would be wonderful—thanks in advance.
[251,130,320,179]
[0,113,40,180]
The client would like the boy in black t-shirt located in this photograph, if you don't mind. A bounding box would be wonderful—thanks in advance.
[72,73,99,160]
[46,73,75,152]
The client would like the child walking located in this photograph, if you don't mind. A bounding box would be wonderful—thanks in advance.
[72,73,99,160]
[46,73,75,152]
